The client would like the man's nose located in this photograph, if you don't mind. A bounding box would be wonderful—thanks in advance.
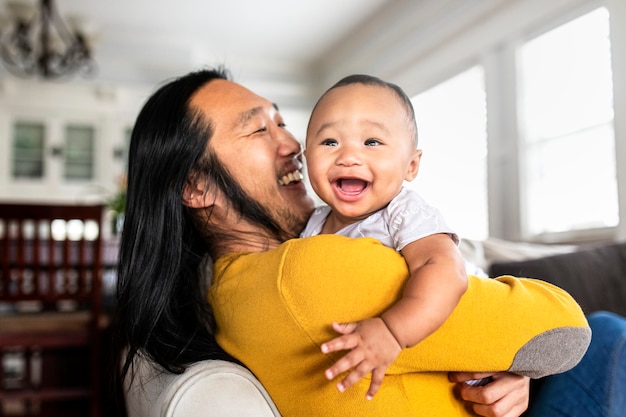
[276,129,302,156]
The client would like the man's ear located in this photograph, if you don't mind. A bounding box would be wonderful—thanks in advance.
[404,149,422,182]
[183,178,213,208]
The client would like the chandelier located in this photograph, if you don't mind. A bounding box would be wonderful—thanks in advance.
[0,0,96,80]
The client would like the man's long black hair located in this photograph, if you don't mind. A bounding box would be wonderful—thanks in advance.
[111,69,231,401]
[111,67,293,406]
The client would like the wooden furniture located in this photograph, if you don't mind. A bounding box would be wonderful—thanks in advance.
[0,203,105,417]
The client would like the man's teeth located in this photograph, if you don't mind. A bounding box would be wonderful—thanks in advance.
[279,171,303,185]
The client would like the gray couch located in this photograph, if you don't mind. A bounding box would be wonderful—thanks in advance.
[489,241,626,317]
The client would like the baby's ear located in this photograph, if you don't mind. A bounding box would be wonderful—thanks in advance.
[404,149,422,182]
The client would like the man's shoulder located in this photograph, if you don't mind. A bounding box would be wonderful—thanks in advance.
[277,235,408,283]
[276,236,410,334]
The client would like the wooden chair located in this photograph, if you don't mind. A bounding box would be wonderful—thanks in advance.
[0,203,106,417]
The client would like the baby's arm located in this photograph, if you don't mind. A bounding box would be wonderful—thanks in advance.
[322,233,468,398]
[382,232,468,348]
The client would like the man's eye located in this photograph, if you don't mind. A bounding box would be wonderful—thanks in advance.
[277,122,287,128]
[255,127,267,133]
[364,138,382,146]
[321,139,338,146]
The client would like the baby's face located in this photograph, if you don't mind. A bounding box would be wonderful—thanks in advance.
[305,83,421,222]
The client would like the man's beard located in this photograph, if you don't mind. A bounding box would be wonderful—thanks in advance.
[266,197,309,239]
[203,152,302,242]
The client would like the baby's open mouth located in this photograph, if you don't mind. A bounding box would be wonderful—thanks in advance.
[336,178,369,195]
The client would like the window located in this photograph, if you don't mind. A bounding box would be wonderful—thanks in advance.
[12,122,45,179]
[410,66,488,240]
[518,7,617,236]
[64,125,95,180]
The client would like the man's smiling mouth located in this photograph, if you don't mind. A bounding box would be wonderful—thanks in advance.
[278,170,304,185]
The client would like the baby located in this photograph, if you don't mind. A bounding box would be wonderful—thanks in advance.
[302,74,468,399]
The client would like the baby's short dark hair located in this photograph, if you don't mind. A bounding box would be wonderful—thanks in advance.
[320,74,418,146]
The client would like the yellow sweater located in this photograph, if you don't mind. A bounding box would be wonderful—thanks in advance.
[208,235,590,416]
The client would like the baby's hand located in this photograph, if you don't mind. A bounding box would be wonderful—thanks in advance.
[320,318,402,399]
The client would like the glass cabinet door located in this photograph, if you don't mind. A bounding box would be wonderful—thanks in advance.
[12,122,45,180]
[10,122,96,182]
[64,125,95,180]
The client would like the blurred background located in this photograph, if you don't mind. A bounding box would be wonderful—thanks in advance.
[0,0,624,245]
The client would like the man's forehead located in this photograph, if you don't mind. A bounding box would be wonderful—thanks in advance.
[191,79,276,122]
[192,79,258,106]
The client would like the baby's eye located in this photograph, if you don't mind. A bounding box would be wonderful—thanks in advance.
[364,138,382,146]
[321,138,338,146]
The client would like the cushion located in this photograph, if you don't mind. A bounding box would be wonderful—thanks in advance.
[124,358,281,417]
[489,242,626,317]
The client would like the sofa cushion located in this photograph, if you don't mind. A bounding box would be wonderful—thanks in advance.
[489,242,626,317]
[125,358,281,417]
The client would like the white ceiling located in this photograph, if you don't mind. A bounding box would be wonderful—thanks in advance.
[0,0,393,88]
